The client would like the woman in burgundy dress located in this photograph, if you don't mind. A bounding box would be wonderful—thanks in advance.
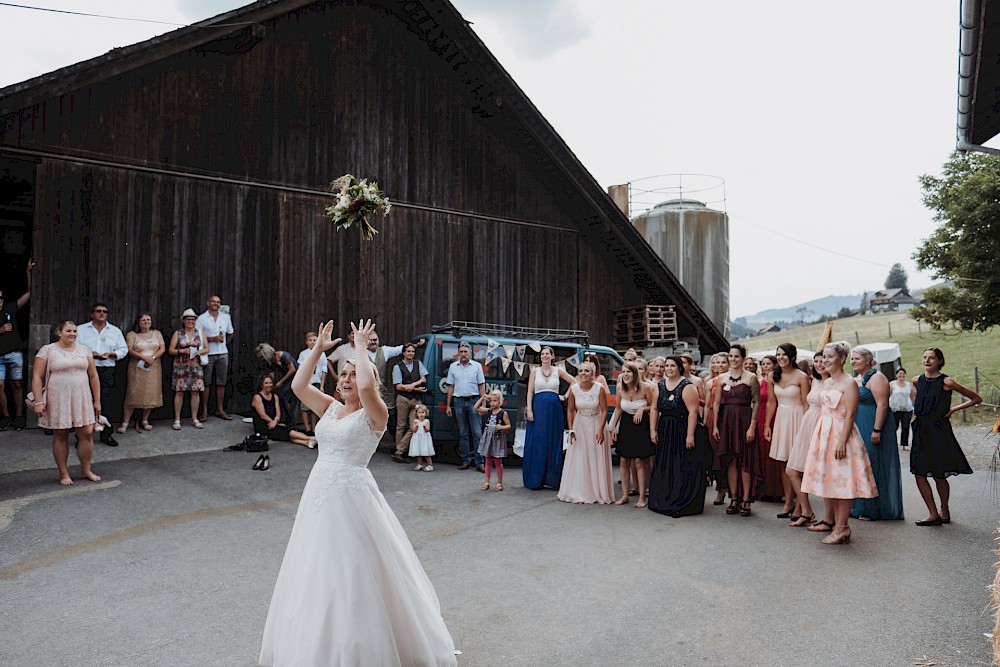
[711,344,761,516]
[756,355,784,505]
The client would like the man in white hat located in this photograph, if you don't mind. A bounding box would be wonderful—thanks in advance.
[77,302,127,446]
[196,295,234,421]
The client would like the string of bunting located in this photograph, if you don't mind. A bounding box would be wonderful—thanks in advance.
[476,339,563,377]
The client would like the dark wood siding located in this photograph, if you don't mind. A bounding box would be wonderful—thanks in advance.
[5,1,653,410]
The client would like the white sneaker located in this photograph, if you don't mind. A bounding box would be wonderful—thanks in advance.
[414,465,424,471]
[424,465,434,472]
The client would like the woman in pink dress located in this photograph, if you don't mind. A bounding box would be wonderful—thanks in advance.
[558,361,614,504]
[789,352,831,531]
[31,320,102,486]
[764,344,811,522]
[756,355,782,504]
[800,342,878,545]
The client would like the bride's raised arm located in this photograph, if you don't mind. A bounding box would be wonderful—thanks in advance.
[293,320,339,417]
[351,319,389,432]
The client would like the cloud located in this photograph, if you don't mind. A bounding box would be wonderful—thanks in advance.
[453,0,591,60]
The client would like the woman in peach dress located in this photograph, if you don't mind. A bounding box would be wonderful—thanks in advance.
[558,361,614,504]
[801,342,877,545]
[31,321,102,486]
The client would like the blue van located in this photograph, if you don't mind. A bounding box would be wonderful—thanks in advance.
[399,322,624,463]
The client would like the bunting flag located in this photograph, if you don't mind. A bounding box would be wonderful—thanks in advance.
[565,351,581,368]
[513,360,526,375]
[485,349,499,364]
[487,338,499,352]
[516,345,526,359]
[501,356,511,372]
[529,341,541,352]
[502,344,515,359]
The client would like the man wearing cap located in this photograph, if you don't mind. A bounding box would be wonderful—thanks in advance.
[196,295,234,421]
[0,259,34,431]
[77,302,128,446]
[445,342,486,471]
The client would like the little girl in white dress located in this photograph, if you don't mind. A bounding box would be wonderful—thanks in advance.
[408,403,436,471]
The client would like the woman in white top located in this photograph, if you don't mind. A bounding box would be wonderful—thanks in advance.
[609,361,655,506]
[523,346,575,490]
[889,367,915,450]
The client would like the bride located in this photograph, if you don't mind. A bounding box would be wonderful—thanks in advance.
[259,320,457,666]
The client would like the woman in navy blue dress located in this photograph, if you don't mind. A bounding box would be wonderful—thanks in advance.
[523,347,575,490]
[910,348,981,526]
[648,357,708,517]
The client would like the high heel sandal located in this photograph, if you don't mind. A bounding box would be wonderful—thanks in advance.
[776,507,795,519]
[725,500,740,515]
[821,530,851,545]
[789,514,815,527]
[740,501,752,517]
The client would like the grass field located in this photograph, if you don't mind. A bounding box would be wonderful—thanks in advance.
[739,311,1000,419]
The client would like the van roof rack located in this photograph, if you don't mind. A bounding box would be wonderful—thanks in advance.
[431,321,589,346]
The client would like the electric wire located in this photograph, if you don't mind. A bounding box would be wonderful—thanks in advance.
[0,2,255,28]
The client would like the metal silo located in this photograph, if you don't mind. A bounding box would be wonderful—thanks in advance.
[631,198,730,337]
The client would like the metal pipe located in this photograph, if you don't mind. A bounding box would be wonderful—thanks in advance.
[955,0,1000,154]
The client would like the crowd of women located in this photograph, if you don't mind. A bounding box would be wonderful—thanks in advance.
[519,341,982,545]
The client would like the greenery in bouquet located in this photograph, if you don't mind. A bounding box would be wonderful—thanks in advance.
[325,174,392,241]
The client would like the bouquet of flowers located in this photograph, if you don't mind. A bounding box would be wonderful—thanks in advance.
[325,174,391,241]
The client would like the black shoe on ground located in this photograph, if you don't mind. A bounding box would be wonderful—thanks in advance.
[392,454,409,464]
[0,416,9,431]
[13,415,26,431]
[103,435,119,447]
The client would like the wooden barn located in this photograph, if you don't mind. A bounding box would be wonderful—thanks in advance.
[0,0,727,414]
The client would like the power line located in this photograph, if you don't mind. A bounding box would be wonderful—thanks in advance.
[0,2,254,28]
[729,214,893,268]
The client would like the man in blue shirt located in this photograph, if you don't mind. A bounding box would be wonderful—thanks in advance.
[77,303,128,446]
[445,342,485,470]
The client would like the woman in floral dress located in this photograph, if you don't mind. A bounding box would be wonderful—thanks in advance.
[801,342,877,545]
[168,309,208,430]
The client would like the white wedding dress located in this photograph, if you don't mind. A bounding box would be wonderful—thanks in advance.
[259,402,458,666]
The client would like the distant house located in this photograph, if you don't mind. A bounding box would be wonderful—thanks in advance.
[756,323,782,335]
[869,289,919,313]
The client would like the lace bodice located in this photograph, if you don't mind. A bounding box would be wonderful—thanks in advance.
[806,380,822,410]
[572,383,602,417]
[314,402,386,467]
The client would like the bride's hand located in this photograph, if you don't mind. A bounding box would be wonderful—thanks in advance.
[350,319,377,345]
[316,320,342,353]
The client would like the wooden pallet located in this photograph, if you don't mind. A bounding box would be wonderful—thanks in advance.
[613,305,678,346]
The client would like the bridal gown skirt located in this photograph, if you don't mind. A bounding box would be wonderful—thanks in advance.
[259,460,457,666]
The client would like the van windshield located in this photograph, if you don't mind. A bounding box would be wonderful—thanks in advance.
[440,342,514,380]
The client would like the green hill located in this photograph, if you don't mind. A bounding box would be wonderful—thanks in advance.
[739,311,1000,414]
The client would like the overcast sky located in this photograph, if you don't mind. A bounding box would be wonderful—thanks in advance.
[0,1,976,317]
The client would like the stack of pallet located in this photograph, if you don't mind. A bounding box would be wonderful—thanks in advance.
[613,305,678,348]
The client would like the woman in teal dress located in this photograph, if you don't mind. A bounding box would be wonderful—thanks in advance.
[849,348,904,520]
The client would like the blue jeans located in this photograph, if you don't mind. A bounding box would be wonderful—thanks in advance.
[454,397,484,466]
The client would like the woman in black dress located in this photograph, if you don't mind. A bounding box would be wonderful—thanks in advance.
[910,348,981,526]
[609,361,654,507]
[711,345,761,516]
[251,374,317,451]
[649,356,707,517]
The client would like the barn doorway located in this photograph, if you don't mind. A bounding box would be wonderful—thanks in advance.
[0,156,35,427]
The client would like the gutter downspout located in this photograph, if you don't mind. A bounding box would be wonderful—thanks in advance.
[957,0,1000,155]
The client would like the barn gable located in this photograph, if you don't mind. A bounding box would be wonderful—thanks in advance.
[0,0,726,404]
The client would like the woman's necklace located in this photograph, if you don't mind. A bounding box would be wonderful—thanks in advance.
[540,366,553,378]
[728,371,742,383]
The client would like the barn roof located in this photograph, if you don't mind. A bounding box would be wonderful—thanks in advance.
[0,0,728,351]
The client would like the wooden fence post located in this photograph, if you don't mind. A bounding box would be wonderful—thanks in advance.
[855,331,860,345]
[888,322,892,338]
